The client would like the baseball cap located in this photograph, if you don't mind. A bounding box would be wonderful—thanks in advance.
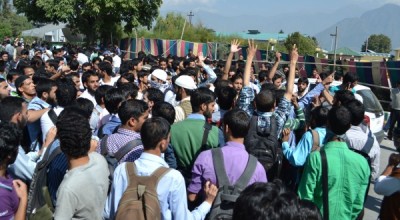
[15,75,30,88]
[151,69,168,82]
[175,75,197,90]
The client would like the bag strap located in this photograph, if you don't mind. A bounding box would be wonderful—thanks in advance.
[361,129,374,155]
[234,155,258,190]
[310,129,320,152]
[47,108,58,125]
[211,148,230,186]
[320,149,329,220]
[100,135,109,156]
[125,162,170,190]
[37,144,62,170]
[114,139,142,162]
[200,121,212,151]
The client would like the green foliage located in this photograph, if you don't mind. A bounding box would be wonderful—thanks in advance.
[13,0,162,44]
[284,32,317,56]
[0,1,32,40]
[361,34,391,53]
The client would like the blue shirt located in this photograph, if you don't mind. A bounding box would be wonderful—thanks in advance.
[282,127,327,166]
[104,153,211,220]
[7,146,40,183]
[27,97,50,150]
[97,114,121,137]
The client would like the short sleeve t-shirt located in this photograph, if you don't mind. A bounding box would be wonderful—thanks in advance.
[0,175,19,220]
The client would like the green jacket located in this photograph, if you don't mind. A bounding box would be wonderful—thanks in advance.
[298,141,370,220]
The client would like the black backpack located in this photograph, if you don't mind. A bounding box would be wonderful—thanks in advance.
[27,144,62,220]
[244,115,282,180]
[99,135,142,192]
[208,148,257,220]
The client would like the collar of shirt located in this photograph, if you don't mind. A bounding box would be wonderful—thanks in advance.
[116,127,140,136]
[28,96,51,109]
[187,113,205,120]
[223,141,246,150]
[140,152,169,168]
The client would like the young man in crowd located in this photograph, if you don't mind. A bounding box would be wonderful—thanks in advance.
[79,70,100,106]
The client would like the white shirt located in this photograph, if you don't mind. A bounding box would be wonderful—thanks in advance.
[112,55,121,68]
[77,53,89,65]
[79,90,97,107]
[41,106,64,142]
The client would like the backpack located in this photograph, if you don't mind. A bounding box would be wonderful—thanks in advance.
[244,115,282,180]
[97,123,120,139]
[100,135,142,191]
[115,162,171,220]
[27,145,62,220]
[208,148,257,220]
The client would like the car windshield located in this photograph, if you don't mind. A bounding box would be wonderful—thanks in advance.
[356,89,383,113]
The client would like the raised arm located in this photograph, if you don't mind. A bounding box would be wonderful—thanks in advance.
[243,39,257,86]
[268,52,281,82]
[223,39,241,80]
[284,45,298,100]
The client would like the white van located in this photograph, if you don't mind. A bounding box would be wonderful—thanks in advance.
[296,78,385,143]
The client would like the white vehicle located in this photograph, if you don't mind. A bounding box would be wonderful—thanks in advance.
[296,78,385,143]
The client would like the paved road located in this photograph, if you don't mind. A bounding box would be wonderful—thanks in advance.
[364,138,397,220]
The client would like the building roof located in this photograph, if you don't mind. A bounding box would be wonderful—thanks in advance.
[327,47,361,57]
[21,23,67,38]
[359,52,391,57]
[216,31,288,41]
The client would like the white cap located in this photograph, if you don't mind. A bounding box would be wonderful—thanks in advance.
[151,69,168,82]
[175,75,197,90]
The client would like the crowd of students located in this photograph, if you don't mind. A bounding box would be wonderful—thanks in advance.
[0,38,398,220]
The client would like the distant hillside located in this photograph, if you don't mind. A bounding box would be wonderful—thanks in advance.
[315,4,400,51]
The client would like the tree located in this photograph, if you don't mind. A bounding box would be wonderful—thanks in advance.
[13,0,162,44]
[361,34,391,53]
[284,32,317,56]
[0,1,32,40]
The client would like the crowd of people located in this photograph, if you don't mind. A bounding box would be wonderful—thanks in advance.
[0,37,398,220]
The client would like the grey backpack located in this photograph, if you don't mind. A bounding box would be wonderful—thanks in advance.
[208,148,257,220]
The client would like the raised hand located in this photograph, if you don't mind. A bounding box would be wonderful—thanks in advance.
[230,39,242,53]
[282,128,291,142]
[198,52,206,62]
[246,39,258,59]
[275,52,282,62]
[290,44,299,64]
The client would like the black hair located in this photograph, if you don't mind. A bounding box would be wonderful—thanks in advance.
[298,200,322,220]
[82,62,92,69]
[81,70,98,86]
[272,73,283,82]
[91,57,101,64]
[233,180,300,220]
[310,106,329,128]
[98,61,113,76]
[144,88,164,104]
[258,70,268,82]
[223,109,250,138]
[328,106,352,135]
[344,99,365,126]
[298,77,309,85]
[260,83,276,92]
[55,78,77,107]
[333,90,355,106]
[0,122,21,165]
[119,83,139,100]
[46,59,59,70]
[6,69,22,83]
[140,117,170,150]
[56,106,92,159]
[104,88,126,114]
[103,56,113,64]
[68,60,79,71]
[117,72,136,85]
[152,102,176,125]
[343,72,359,84]
[319,71,331,81]
[138,70,150,79]
[0,96,25,122]
[0,78,5,83]
[118,99,149,125]
[94,85,113,105]
[231,73,243,83]
[191,87,216,113]
[35,78,57,99]
[74,98,94,119]
[255,89,275,112]
[216,86,236,111]
[334,72,343,81]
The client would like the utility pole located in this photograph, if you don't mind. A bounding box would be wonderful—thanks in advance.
[187,11,194,26]
[365,36,369,52]
[330,26,338,70]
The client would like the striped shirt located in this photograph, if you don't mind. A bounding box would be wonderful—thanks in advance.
[96,128,143,163]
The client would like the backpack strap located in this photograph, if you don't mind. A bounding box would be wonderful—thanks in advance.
[114,139,143,162]
[125,162,170,194]
[320,149,329,220]
[200,121,212,151]
[234,155,258,190]
[310,129,320,152]
[47,108,58,125]
[100,135,109,156]
[211,148,230,187]
[361,129,374,155]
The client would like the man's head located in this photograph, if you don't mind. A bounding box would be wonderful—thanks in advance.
[15,75,36,99]
[138,70,149,85]
[191,87,216,118]
[0,96,28,128]
[6,69,21,86]
[216,86,236,111]
[223,109,250,140]
[57,107,92,159]
[333,90,355,106]
[132,58,143,72]
[140,117,170,153]
[159,57,168,71]
[174,75,197,101]
[104,87,127,114]
[0,51,8,62]
[23,66,35,78]
[82,70,99,94]
[45,59,59,74]
[68,60,80,72]
[310,106,329,129]
[119,100,149,132]
[345,99,365,126]
[231,74,243,93]
[0,78,10,100]
[95,85,113,107]
[152,102,175,125]
[327,106,352,135]
[272,73,284,89]
[36,78,58,106]
[255,89,275,112]
[56,78,77,108]
[297,77,309,94]
[82,62,92,72]
[343,72,359,89]
[98,61,113,78]
[0,122,21,167]
[143,88,164,111]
